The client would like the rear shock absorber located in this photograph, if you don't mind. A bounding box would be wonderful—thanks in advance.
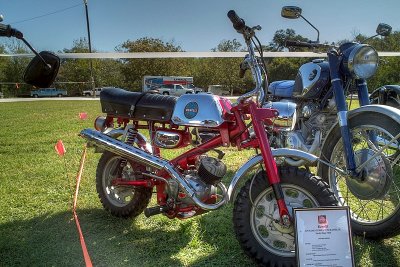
[112,125,138,176]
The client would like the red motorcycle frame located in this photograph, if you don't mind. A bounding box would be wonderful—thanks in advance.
[97,98,290,220]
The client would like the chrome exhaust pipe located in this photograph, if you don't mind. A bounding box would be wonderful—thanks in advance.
[80,128,227,210]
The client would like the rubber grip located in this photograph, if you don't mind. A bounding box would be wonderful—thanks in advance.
[0,24,11,37]
[0,23,23,39]
[227,10,245,32]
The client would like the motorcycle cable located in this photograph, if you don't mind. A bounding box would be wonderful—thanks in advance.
[251,35,269,106]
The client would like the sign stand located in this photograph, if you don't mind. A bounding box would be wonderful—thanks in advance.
[294,207,355,267]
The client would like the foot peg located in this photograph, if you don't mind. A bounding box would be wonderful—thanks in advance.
[144,206,167,217]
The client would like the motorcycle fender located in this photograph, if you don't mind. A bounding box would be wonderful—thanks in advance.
[227,148,319,202]
[318,104,400,169]
[370,85,400,99]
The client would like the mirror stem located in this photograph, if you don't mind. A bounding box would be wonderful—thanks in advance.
[362,34,378,44]
[20,37,51,70]
[300,15,320,43]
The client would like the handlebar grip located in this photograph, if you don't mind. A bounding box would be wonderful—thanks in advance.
[227,10,246,32]
[0,24,12,37]
[0,23,23,38]
[285,40,313,48]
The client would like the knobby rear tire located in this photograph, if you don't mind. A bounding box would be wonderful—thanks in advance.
[96,151,152,218]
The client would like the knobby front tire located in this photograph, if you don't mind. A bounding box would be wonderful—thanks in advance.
[233,167,336,267]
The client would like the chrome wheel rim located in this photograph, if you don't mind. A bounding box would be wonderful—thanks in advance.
[102,156,137,207]
[329,125,400,225]
[250,184,318,257]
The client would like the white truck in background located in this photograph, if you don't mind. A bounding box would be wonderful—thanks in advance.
[156,84,194,96]
[143,76,203,95]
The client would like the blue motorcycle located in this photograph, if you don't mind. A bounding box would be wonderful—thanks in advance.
[263,6,400,239]
[370,84,400,108]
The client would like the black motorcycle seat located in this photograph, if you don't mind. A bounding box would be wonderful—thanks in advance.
[100,87,143,107]
[268,80,295,98]
[100,87,177,122]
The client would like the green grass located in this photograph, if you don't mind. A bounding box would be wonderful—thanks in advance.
[0,100,399,266]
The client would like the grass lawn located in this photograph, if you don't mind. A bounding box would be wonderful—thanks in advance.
[0,100,399,266]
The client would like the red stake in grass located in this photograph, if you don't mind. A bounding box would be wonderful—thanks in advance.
[79,112,88,120]
[55,140,66,156]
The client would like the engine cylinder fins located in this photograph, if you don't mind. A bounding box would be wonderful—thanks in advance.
[198,156,227,185]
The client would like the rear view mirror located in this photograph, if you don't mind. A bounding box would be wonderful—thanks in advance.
[281,6,302,19]
[376,23,392,37]
[23,51,60,88]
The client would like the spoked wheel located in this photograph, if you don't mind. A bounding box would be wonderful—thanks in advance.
[320,112,400,239]
[233,167,336,267]
[96,151,152,218]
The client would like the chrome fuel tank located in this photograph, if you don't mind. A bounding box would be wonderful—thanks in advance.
[263,101,297,131]
[293,60,330,99]
[172,94,230,127]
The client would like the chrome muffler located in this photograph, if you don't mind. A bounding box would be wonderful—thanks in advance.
[80,128,227,210]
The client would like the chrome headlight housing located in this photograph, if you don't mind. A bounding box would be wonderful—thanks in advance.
[344,44,379,79]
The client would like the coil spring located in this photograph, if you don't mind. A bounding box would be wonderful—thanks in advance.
[117,127,138,172]
[125,127,137,146]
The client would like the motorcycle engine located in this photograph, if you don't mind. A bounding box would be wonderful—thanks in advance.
[178,156,226,208]
[280,101,336,151]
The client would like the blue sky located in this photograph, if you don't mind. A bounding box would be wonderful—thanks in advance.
[1,0,399,52]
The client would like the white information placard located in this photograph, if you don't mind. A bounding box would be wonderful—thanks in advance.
[294,207,354,267]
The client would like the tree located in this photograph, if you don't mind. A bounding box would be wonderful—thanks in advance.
[59,38,124,95]
[118,37,190,91]
[206,39,252,95]
[211,39,243,52]
[2,40,30,96]
[268,29,310,52]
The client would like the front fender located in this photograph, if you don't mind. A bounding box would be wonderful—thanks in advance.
[318,104,400,171]
[227,148,319,202]
[324,105,400,140]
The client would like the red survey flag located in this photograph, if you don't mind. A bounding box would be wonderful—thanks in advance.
[55,140,66,156]
[79,112,88,120]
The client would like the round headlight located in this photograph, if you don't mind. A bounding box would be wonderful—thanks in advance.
[347,44,379,79]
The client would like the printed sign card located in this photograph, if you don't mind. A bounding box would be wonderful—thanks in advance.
[294,207,354,267]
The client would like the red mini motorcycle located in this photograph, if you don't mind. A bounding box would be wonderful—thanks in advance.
[7,10,336,266]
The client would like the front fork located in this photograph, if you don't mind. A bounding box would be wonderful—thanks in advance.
[249,102,290,225]
[328,52,371,177]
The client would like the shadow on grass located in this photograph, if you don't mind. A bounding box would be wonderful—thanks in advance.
[0,209,190,266]
[1,207,399,267]
[353,235,400,267]
[0,206,254,267]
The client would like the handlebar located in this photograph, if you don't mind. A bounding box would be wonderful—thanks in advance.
[227,10,246,32]
[0,23,23,39]
[227,10,265,105]
[285,40,335,50]
[285,40,316,48]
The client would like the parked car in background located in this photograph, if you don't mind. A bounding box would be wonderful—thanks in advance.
[156,84,194,96]
[30,88,67,98]
[83,87,103,97]
[208,85,230,96]
[186,83,204,93]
